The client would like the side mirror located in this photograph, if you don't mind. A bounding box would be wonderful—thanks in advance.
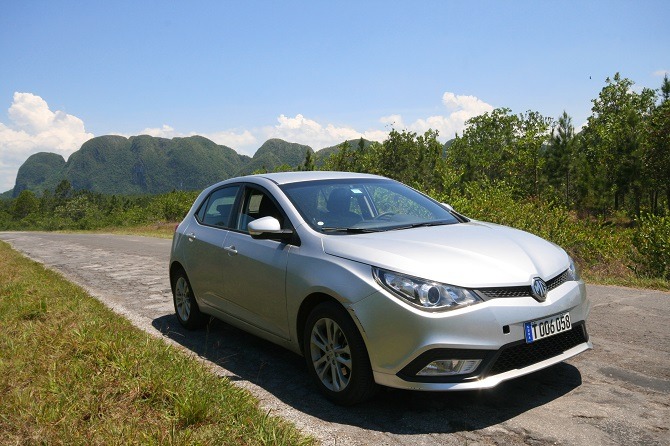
[248,216,294,240]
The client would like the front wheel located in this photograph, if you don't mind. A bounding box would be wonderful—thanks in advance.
[172,270,206,329]
[303,301,377,405]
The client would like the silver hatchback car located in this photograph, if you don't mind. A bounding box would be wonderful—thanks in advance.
[170,171,592,405]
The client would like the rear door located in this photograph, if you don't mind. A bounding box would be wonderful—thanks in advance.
[183,185,240,309]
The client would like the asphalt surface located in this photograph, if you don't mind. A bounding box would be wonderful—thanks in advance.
[1,231,668,445]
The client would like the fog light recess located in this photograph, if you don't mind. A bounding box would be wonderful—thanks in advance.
[416,359,481,376]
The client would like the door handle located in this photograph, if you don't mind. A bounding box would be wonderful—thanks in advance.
[187,232,196,241]
[224,245,238,255]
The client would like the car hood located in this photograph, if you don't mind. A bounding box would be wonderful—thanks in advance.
[321,221,568,288]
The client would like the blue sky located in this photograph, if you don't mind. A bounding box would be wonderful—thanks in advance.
[1,0,668,192]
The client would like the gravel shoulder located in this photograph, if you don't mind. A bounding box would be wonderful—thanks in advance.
[1,231,668,446]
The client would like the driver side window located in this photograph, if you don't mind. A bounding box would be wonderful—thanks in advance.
[235,188,285,232]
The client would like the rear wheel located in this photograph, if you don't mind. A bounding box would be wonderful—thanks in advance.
[303,301,377,405]
[172,270,205,329]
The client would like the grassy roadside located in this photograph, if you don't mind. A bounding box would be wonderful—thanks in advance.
[69,222,179,239]
[0,242,314,446]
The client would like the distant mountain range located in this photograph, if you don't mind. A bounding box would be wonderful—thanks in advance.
[6,135,369,198]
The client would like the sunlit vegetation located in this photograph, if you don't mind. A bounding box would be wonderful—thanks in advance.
[323,73,670,286]
[1,73,669,286]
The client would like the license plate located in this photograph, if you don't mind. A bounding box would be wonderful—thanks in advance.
[524,312,572,343]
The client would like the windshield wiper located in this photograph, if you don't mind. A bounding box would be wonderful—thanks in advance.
[388,221,452,231]
[320,227,380,234]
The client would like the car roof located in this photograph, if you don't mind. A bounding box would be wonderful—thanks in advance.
[246,171,387,185]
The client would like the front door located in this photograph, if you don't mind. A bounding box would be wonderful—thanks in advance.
[216,186,290,339]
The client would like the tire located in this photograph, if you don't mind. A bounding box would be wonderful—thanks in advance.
[172,269,206,330]
[303,301,377,405]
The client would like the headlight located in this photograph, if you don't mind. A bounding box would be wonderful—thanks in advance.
[373,267,483,311]
[568,256,580,281]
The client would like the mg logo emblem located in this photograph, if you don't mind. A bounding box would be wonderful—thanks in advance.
[531,278,548,302]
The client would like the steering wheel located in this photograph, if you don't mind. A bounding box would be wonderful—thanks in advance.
[373,212,396,220]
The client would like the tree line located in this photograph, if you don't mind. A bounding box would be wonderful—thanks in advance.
[325,73,670,218]
[0,179,197,231]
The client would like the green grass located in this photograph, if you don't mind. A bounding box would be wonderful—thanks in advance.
[72,221,179,239]
[0,242,314,446]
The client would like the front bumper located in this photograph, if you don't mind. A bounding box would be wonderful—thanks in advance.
[349,280,592,391]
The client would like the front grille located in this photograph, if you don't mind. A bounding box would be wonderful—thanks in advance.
[476,269,570,300]
[477,286,530,299]
[547,269,570,291]
[487,322,588,376]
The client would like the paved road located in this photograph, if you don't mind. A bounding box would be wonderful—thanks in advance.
[1,232,668,445]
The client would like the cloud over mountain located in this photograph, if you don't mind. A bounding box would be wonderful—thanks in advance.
[0,93,94,190]
[261,114,387,151]
[1,90,493,192]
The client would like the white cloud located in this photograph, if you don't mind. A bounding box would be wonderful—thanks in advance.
[241,91,492,154]
[139,124,178,138]
[203,130,257,154]
[413,93,493,136]
[262,114,387,151]
[378,92,494,139]
[0,92,94,192]
[653,70,669,77]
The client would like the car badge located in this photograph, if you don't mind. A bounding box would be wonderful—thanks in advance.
[531,277,548,302]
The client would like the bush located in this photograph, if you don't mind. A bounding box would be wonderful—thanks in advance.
[631,214,670,279]
[150,190,197,222]
[435,182,631,276]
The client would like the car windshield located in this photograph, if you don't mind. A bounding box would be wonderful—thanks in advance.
[280,178,460,233]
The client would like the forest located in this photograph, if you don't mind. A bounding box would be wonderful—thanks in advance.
[1,73,669,285]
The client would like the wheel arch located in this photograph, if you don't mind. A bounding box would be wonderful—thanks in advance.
[296,292,370,357]
[296,293,342,355]
[169,261,186,290]
[298,293,378,404]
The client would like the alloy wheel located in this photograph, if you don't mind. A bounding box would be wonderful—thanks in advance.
[309,317,353,392]
[174,276,191,322]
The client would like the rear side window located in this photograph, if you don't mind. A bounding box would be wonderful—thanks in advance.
[196,186,240,228]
